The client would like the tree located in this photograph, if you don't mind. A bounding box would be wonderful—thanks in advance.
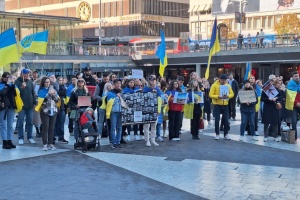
[221,19,238,39]
[274,14,300,35]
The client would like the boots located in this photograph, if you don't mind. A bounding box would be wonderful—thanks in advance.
[36,126,41,138]
[7,140,16,148]
[2,140,11,149]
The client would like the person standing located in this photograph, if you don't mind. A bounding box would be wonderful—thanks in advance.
[66,76,77,136]
[228,73,239,121]
[82,67,96,86]
[15,69,36,145]
[238,80,258,141]
[35,77,59,150]
[202,78,212,125]
[94,73,109,122]
[209,74,234,140]
[0,72,17,149]
[259,29,265,48]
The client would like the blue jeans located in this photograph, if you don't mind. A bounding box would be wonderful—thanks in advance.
[97,109,105,135]
[240,111,255,136]
[214,105,229,135]
[0,109,15,140]
[110,112,122,145]
[82,121,93,130]
[54,110,66,140]
[18,108,34,139]
[156,124,161,137]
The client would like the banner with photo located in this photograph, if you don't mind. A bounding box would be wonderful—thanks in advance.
[121,92,158,125]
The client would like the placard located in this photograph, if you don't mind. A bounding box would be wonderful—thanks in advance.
[121,92,158,125]
[262,82,278,99]
[220,85,229,96]
[194,92,204,103]
[173,92,188,104]
[77,96,91,107]
[131,69,144,79]
[238,90,256,103]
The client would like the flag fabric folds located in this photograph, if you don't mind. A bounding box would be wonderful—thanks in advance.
[19,30,48,55]
[286,79,300,110]
[65,84,74,105]
[205,18,220,80]
[156,29,168,77]
[244,63,251,81]
[35,87,49,112]
[0,28,20,67]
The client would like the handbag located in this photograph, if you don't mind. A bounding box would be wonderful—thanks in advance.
[281,130,296,144]
[276,102,282,110]
[199,118,204,130]
[69,110,77,119]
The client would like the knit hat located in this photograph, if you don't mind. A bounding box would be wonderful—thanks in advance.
[219,74,228,79]
[85,107,93,112]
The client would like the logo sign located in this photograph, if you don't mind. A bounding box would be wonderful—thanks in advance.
[20,35,34,48]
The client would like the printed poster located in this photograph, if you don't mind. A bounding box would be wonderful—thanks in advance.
[173,92,188,104]
[238,90,256,103]
[262,82,278,99]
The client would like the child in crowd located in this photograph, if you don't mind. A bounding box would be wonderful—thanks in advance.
[80,107,97,134]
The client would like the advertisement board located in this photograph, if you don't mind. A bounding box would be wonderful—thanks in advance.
[212,0,300,15]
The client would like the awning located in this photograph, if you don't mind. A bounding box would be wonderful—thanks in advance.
[203,4,211,11]
[196,5,206,12]
[188,5,196,13]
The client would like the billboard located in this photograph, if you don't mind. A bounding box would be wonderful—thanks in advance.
[212,0,300,15]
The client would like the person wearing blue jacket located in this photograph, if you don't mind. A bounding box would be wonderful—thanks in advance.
[238,80,258,141]
[142,75,163,147]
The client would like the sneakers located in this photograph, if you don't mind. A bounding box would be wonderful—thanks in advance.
[215,135,220,140]
[150,140,159,146]
[255,131,259,136]
[244,131,247,136]
[42,145,48,151]
[125,135,131,141]
[58,138,68,144]
[111,144,116,149]
[224,135,231,140]
[48,144,57,150]
[275,137,280,142]
[239,135,244,141]
[82,129,88,134]
[146,141,151,147]
[252,136,259,141]
[177,138,181,141]
[171,138,177,141]
[28,138,36,144]
[264,137,268,142]
[18,139,24,145]
[208,121,212,125]
[157,136,164,142]
[135,135,140,141]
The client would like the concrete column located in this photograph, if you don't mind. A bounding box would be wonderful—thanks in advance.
[196,63,201,78]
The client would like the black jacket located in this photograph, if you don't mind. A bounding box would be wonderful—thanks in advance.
[69,88,89,110]
[229,79,239,98]
[57,84,67,111]
[0,81,17,110]
[237,87,258,113]
[82,74,96,86]
[15,77,35,109]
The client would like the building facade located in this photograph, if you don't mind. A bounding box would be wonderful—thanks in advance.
[6,0,190,39]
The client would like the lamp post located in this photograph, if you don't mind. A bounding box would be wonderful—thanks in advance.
[230,0,248,35]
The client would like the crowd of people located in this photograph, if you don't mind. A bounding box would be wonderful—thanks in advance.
[0,67,299,151]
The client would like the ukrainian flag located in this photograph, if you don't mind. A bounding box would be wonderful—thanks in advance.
[244,63,251,81]
[65,84,74,105]
[19,30,48,55]
[156,29,168,77]
[286,79,300,110]
[0,28,20,67]
[35,87,49,112]
[205,18,220,80]
[0,83,23,112]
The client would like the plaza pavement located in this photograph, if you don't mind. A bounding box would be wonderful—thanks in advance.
[1,107,300,200]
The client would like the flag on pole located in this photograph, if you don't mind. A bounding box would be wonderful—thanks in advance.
[244,63,251,81]
[156,29,168,77]
[205,18,220,80]
[0,28,20,67]
[19,30,49,55]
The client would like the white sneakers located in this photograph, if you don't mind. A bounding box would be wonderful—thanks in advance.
[42,145,48,151]
[48,144,57,150]
[19,139,24,145]
[171,138,180,141]
[28,138,36,144]
[135,135,140,141]
[150,140,159,146]
[275,137,280,142]
[224,135,231,140]
[146,141,151,147]
[208,121,212,125]
[215,135,220,140]
[125,135,131,141]
[264,137,268,142]
[252,136,259,141]
[239,136,244,141]
[255,131,259,136]
[82,129,88,134]
[157,136,164,142]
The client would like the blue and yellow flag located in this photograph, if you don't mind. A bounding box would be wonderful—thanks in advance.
[35,87,48,112]
[0,28,20,67]
[244,63,251,81]
[205,18,220,80]
[65,84,74,105]
[286,79,300,110]
[19,30,48,55]
[156,29,168,77]
[0,83,23,112]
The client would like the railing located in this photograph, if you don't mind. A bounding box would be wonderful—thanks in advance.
[45,44,133,56]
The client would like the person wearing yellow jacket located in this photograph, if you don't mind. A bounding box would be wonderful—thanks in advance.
[209,74,234,140]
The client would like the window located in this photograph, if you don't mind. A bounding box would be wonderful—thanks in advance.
[268,16,274,28]
[247,17,252,29]
[254,18,261,29]
[262,17,267,28]
[200,21,206,33]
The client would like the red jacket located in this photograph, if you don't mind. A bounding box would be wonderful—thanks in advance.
[294,92,300,107]
[168,96,184,112]
[80,112,93,126]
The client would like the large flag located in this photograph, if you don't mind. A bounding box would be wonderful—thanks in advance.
[156,29,168,77]
[205,18,220,80]
[0,28,20,67]
[244,63,251,80]
[19,30,48,55]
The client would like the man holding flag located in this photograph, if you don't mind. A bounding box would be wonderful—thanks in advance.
[205,18,220,80]
[156,29,168,78]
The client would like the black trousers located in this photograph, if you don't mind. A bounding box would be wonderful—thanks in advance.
[229,97,237,119]
[191,113,201,138]
[168,110,182,140]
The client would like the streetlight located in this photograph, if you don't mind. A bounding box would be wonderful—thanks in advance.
[98,0,107,55]
[229,0,248,35]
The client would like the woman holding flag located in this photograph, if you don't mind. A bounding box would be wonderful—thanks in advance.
[35,77,60,151]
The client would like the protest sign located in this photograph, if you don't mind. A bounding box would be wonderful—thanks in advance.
[238,90,256,103]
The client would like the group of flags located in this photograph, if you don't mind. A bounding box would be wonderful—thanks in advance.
[0,28,48,67]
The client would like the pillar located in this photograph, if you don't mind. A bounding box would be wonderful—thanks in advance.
[196,63,201,78]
